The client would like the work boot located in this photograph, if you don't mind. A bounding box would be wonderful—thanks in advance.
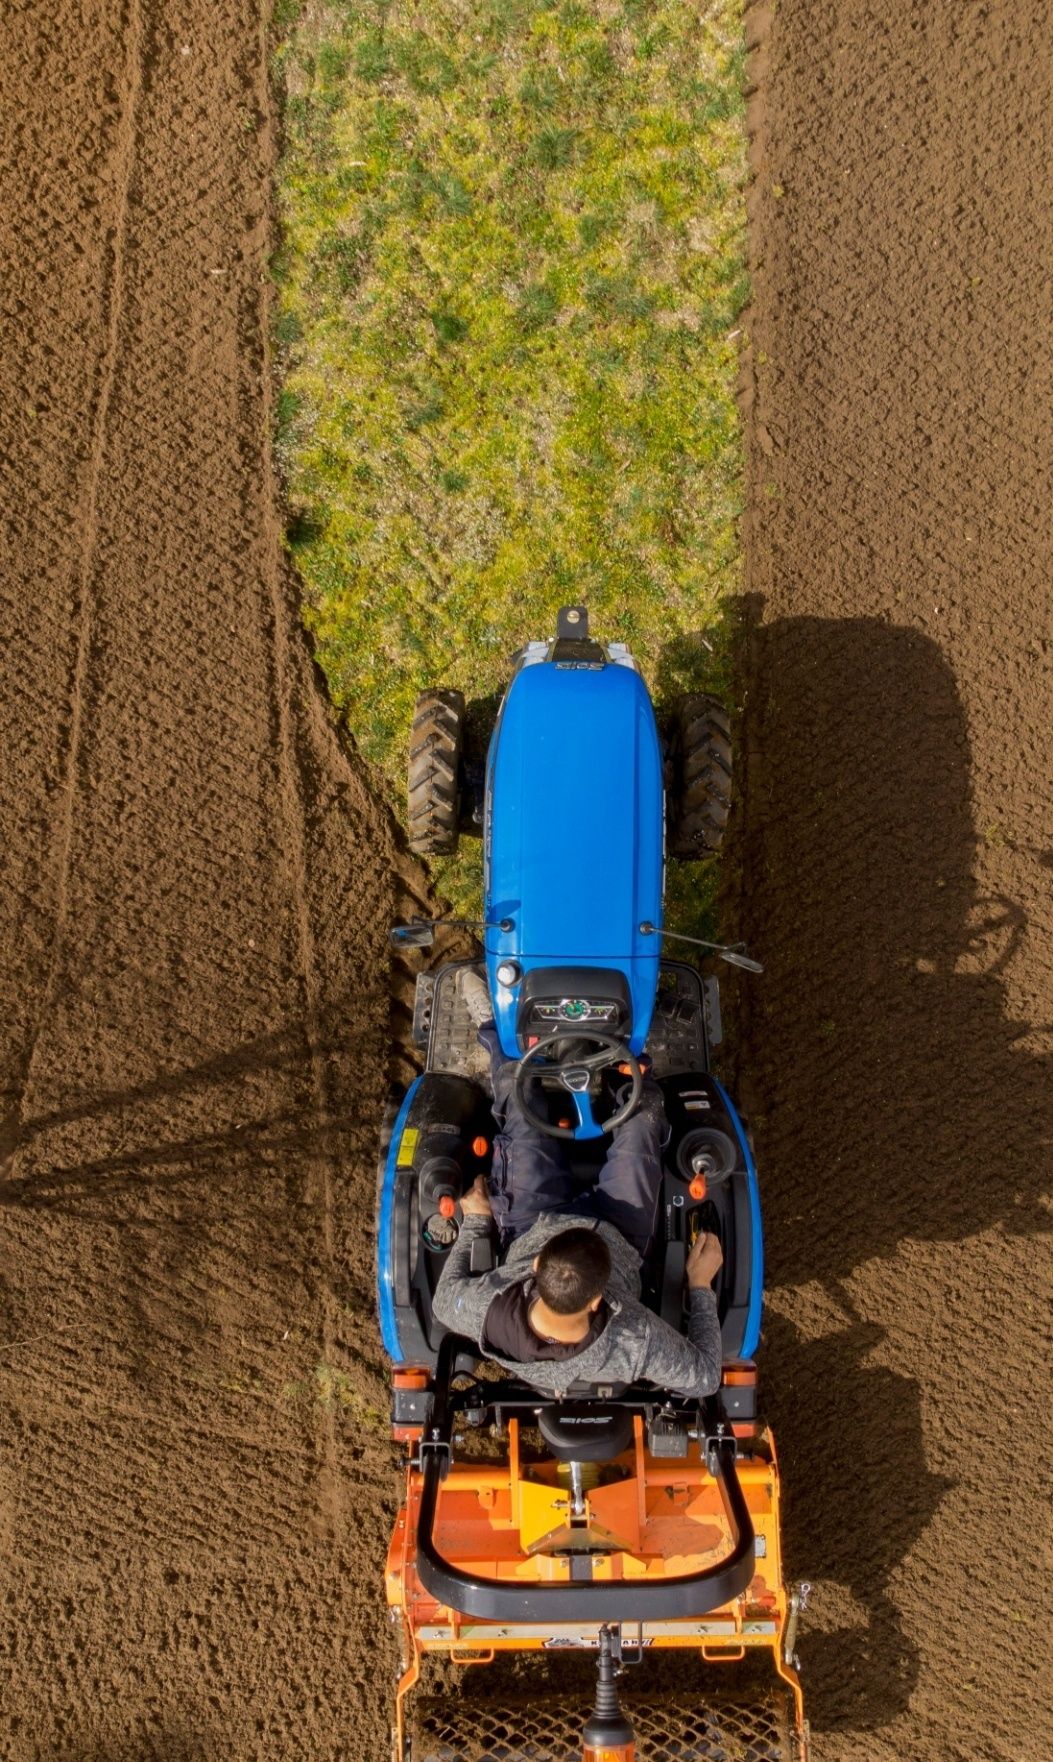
[453,968,495,1084]
[456,968,493,1029]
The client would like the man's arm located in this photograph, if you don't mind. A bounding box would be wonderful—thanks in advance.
[633,1229,724,1401]
[431,1176,495,1340]
[635,1288,722,1400]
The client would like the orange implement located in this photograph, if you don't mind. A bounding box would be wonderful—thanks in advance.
[387,1409,808,1761]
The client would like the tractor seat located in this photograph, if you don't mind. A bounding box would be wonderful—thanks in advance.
[537,1402,634,1463]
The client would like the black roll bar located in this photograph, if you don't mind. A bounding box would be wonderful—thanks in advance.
[413,1336,756,1623]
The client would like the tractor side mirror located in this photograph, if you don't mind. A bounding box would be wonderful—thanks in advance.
[719,949,764,973]
[390,921,435,949]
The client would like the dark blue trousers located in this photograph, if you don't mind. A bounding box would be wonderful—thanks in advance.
[480,1026,666,1260]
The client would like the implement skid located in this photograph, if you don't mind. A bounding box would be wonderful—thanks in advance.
[387,1416,807,1760]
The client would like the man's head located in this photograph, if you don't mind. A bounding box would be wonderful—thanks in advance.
[533,1228,611,1317]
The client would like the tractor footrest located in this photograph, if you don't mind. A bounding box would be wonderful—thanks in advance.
[425,962,487,1077]
[413,973,437,1048]
[647,963,709,1076]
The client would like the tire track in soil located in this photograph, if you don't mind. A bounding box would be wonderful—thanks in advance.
[735,6,1053,1761]
[0,2,432,1757]
[2,0,146,1169]
[0,0,124,1159]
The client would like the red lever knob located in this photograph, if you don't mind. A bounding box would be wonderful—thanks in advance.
[438,1196,456,1220]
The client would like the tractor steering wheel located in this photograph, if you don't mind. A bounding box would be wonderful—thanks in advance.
[512,1030,643,1142]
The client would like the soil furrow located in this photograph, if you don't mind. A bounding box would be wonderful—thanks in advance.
[739,4,1053,1758]
[1,1,424,1755]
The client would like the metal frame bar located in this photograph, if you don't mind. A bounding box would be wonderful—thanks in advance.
[413,1336,756,1623]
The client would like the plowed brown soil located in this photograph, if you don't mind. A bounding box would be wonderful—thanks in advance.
[0,1,429,1756]
[736,4,1053,1759]
[2,3,1051,1762]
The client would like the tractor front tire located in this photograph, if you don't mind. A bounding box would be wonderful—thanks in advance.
[666,693,733,859]
[408,688,464,856]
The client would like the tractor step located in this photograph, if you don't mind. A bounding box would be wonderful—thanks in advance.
[413,971,437,1048]
[424,964,485,1075]
[649,962,711,1072]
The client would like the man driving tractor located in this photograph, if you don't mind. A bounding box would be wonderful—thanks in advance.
[432,973,725,1399]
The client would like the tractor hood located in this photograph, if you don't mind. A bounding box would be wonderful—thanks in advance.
[484,655,663,1055]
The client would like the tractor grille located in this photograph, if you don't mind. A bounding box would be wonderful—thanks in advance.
[411,1691,794,1762]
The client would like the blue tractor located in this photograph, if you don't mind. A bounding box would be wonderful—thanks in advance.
[378,608,807,1762]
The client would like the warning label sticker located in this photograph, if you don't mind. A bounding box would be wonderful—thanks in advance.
[396,1128,419,1168]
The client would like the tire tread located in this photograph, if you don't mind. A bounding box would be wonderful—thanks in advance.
[407,688,465,855]
[666,692,733,859]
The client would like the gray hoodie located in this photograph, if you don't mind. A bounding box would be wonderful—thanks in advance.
[432,1211,722,1401]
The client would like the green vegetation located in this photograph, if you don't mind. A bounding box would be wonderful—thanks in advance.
[285,1360,387,1428]
[273,0,747,920]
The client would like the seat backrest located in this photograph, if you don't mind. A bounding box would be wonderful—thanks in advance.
[537,1401,635,1463]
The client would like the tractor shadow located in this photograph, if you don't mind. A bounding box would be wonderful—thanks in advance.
[704,608,1052,1733]
[0,998,387,1218]
[722,608,1051,1274]
[762,1304,953,1731]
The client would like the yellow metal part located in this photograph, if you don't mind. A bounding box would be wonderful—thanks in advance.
[518,1477,573,1553]
[518,1484,641,1559]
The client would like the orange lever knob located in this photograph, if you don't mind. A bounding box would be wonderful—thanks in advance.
[438,1196,456,1219]
[689,1175,707,1201]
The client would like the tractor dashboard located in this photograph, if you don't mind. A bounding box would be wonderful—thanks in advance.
[515,965,631,1045]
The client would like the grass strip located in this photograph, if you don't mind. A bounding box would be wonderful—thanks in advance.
[273,0,747,923]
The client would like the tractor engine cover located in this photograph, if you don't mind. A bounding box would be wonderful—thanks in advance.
[483,651,664,1059]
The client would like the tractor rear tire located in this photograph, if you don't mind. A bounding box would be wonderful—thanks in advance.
[408,688,465,856]
[666,693,733,859]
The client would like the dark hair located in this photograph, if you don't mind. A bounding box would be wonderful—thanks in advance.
[535,1228,611,1315]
